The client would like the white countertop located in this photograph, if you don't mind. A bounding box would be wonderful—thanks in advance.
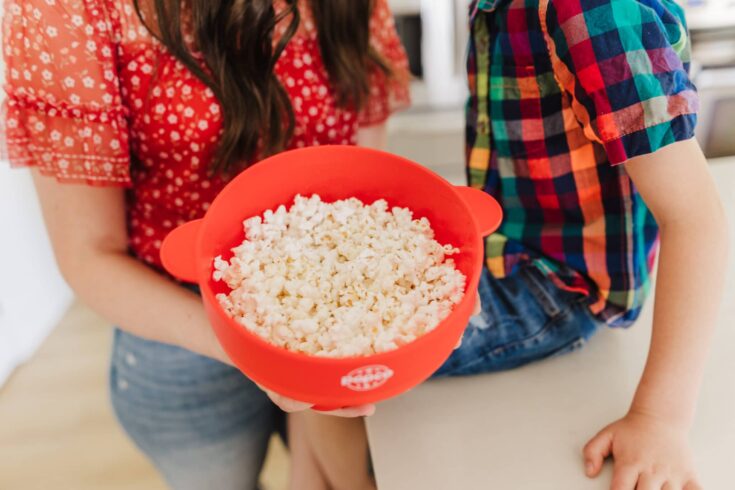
[366,159,735,489]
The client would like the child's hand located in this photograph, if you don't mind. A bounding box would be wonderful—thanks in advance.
[584,410,701,489]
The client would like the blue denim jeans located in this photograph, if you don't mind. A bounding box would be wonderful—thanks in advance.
[109,265,598,489]
[110,329,281,490]
[434,265,598,376]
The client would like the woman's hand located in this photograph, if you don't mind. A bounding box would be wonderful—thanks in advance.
[212,339,374,417]
[256,384,376,418]
[584,410,701,490]
[210,340,375,417]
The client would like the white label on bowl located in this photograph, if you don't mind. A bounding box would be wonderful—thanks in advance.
[340,365,394,391]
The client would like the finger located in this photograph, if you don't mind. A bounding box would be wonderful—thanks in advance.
[662,482,681,490]
[254,383,313,413]
[609,466,639,490]
[454,335,463,350]
[318,404,376,418]
[266,391,313,413]
[583,427,614,477]
[636,472,664,490]
[472,292,482,316]
[683,479,703,490]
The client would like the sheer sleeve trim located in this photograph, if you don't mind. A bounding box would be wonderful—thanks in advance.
[2,92,131,186]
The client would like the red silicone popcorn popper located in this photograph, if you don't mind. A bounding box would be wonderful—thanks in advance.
[160,146,502,409]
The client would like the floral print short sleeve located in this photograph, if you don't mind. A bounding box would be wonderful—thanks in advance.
[2,0,131,186]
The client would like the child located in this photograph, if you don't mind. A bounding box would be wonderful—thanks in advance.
[307,1,727,488]
[462,1,727,487]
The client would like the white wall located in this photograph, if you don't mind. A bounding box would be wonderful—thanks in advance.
[0,166,72,387]
[0,0,72,389]
[419,0,470,108]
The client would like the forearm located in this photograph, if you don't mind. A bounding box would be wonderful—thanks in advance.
[65,251,227,363]
[631,207,728,427]
[30,170,227,363]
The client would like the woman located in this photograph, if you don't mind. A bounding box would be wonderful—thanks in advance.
[2,0,409,488]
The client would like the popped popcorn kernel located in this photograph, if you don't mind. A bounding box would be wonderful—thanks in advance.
[214,194,466,357]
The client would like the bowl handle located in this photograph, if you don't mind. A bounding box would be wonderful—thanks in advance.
[454,186,503,237]
[160,219,203,283]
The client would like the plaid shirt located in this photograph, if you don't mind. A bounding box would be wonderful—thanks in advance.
[467,0,698,326]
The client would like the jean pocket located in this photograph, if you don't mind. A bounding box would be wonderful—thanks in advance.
[519,266,566,319]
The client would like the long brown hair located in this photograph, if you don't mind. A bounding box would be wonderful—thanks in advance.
[133,0,391,173]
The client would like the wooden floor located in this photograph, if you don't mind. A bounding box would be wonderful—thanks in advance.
[0,302,290,490]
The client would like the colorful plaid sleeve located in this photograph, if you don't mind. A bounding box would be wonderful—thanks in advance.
[540,0,699,164]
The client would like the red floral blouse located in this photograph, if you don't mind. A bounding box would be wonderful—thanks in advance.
[2,0,410,267]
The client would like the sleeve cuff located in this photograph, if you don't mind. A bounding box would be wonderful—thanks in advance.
[603,112,698,165]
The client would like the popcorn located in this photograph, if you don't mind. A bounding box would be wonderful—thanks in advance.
[214,194,466,357]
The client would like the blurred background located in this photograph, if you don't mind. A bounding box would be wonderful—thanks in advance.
[1,0,735,489]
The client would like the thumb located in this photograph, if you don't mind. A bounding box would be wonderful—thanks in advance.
[271,393,313,413]
[472,292,482,316]
[583,426,614,478]
[256,383,313,413]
